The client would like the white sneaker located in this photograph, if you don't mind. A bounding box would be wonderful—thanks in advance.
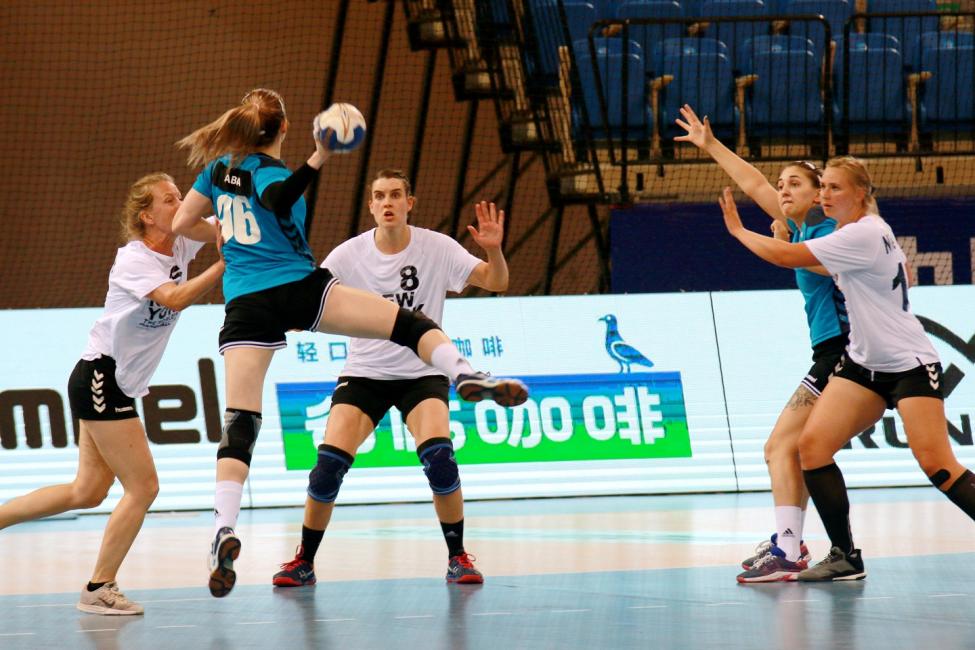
[208,526,241,598]
[76,581,144,615]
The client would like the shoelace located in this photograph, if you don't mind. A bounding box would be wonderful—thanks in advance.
[279,557,307,571]
[752,540,772,556]
[751,550,777,569]
[103,584,132,607]
[453,553,477,569]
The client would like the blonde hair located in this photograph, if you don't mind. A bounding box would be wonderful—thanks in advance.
[176,88,287,168]
[119,172,174,242]
[825,156,880,215]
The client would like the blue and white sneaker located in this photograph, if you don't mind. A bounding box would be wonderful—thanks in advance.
[208,527,241,598]
[737,544,807,583]
[741,533,810,570]
[455,372,528,407]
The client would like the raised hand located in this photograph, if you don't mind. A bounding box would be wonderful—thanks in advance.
[674,104,715,149]
[719,187,745,237]
[467,201,505,250]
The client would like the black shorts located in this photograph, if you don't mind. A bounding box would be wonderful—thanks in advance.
[834,355,944,409]
[799,334,848,396]
[219,268,339,353]
[67,356,139,421]
[331,375,450,427]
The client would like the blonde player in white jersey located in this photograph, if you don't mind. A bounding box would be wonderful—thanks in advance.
[272,169,507,587]
[0,173,223,615]
[719,156,975,581]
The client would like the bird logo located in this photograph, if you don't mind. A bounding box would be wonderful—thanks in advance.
[598,314,654,373]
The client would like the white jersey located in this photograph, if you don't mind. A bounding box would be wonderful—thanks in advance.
[805,215,939,372]
[322,226,482,379]
[82,236,207,397]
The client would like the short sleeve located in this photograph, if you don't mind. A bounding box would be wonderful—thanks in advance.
[253,164,292,199]
[191,160,218,200]
[805,219,881,274]
[803,218,837,241]
[111,247,172,299]
[440,235,483,293]
[320,240,352,281]
[179,216,217,260]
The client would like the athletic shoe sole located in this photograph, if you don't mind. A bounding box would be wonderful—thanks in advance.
[446,574,484,584]
[209,535,242,598]
[798,571,866,582]
[76,603,143,615]
[737,571,801,584]
[272,576,317,588]
[457,379,528,407]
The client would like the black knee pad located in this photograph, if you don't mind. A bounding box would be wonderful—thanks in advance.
[417,437,460,496]
[390,308,441,355]
[928,469,952,488]
[307,444,354,503]
[217,409,262,465]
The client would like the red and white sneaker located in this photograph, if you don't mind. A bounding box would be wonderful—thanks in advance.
[272,547,317,587]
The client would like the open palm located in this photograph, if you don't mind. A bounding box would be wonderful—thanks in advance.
[674,104,715,149]
[468,201,504,250]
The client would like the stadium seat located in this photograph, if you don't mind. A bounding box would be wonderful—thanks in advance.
[834,45,911,147]
[747,49,824,140]
[617,1,687,57]
[524,0,597,90]
[737,34,816,73]
[658,50,737,146]
[783,0,852,44]
[866,0,939,70]
[573,48,651,141]
[698,0,772,73]
[650,36,729,75]
[919,43,975,132]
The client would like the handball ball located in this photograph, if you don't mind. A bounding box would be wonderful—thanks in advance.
[314,103,366,153]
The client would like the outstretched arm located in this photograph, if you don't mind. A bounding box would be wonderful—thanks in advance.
[720,188,819,269]
[172,190,218,242]
[465,201,509,293]
[147,258,224,312]
[675,104,784,222]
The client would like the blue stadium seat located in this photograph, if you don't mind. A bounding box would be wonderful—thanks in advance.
[525,0,597,89]
[698,1,772,73]
[918,30,975,61]
[748,50,824,133]
[660,51,737,137]
[867,0,939,70]
[738,34,816,73]
[617,1,686,56]
[650,36,729,75]
[783,0,852,43]
[834,46,909,134]
[920,44,975,130]
[573,49,651,139]
[833,33,901,105]
[589,0,620,20]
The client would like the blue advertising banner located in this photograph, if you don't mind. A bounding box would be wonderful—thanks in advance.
[611,198,975,293]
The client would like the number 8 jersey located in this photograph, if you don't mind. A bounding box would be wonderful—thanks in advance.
[192,153,315,302]
[805,215,938,372]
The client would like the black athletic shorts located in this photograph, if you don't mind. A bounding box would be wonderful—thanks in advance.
[67,356,139,421]
[219,268,339,353]
[799,334,848,396]
[834,355,944,409]
[331,375,450,427]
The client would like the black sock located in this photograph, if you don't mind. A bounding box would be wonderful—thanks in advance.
[86,581,107,592]
[945,470,975,520]
[803,463,855,553]
[300,525,326,563]
[440,519,465,558]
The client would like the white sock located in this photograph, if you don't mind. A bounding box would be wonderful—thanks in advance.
[775,505,804,561]
[429,343,474,381]
[214,481,244,533]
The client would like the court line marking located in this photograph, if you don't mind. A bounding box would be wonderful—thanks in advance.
[156,625,197,629]
[394,615,435,620]
[927,593,966,598]
[855,596,894,601]
[472,612,513,616]
[314,618,356,622]
[705,602,743,607]
[0,633,35,637]
[627,605,667,609]
[78,628,118,633]
[17,597,210,609]
[237,621,274,625]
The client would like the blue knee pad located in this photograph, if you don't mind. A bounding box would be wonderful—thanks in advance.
[417,437,461,496]
[217,409,262,465]
[307,444,354,503]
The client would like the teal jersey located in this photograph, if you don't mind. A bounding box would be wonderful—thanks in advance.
[788,207,849,347]
[192,153,315,302]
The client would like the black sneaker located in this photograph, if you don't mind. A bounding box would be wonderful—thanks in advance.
[272,546,317,587]
[455,372,528,407]
[797,546,866,582]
